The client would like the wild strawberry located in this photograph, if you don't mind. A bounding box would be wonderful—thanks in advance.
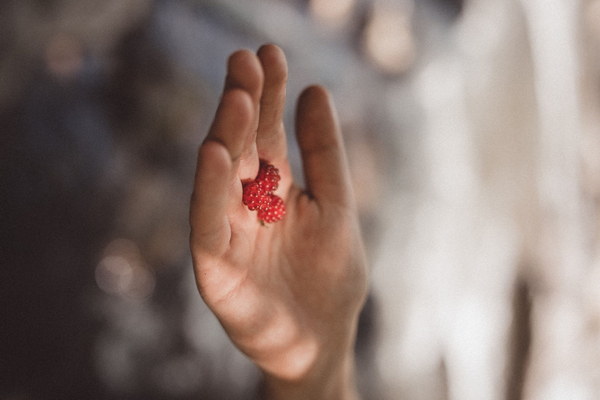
[257,194,286,223]
[256,161,280,193]
[242,181,268,211]
[241,160,285,223]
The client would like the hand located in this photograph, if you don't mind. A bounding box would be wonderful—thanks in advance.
[189,44,368,399]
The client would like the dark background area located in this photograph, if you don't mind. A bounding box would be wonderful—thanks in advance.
[2,0,454,398]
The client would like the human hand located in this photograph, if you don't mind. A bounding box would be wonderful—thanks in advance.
[190,44,368,399]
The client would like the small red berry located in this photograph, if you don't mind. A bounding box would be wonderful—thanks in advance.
[257,161,280,193]
[242,181,268,211]
[241,160,285,223]
[257,194,286,223]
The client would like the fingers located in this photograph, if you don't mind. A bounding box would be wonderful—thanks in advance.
[190,140,233,256]
[206,50,263,175]
[207,46,289,171]
[295,86,353,207]
[256,44,288,162]
[224,49,263,119]
[205,89,254,162]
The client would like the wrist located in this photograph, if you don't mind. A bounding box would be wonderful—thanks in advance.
[261,338,360,400]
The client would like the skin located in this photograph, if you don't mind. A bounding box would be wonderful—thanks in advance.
[189,44,368,400]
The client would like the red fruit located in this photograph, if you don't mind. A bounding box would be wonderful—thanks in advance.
[242,181,268,211]
[241,160,285,223]
[257,194,286,223]
[256,161,280,193]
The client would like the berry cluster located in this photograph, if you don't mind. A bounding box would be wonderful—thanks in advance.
[242,161,286,223]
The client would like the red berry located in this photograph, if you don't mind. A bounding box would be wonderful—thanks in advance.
[242,181,268,211]
[257,161,280,193]
[257,194,286,223]
[241,160,286,223]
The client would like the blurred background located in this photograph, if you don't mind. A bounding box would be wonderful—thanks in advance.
[2,0,600,399]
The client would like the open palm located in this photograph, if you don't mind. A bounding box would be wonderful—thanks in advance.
[190,45,368,387]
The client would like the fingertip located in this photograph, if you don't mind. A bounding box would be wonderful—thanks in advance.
[226,49,264,96]
[257,43,283,57]
[298,85,331,107]
[257,43,282,53]
[257,44,288,81]
[228,49,256,70]
[296,85,339,138]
